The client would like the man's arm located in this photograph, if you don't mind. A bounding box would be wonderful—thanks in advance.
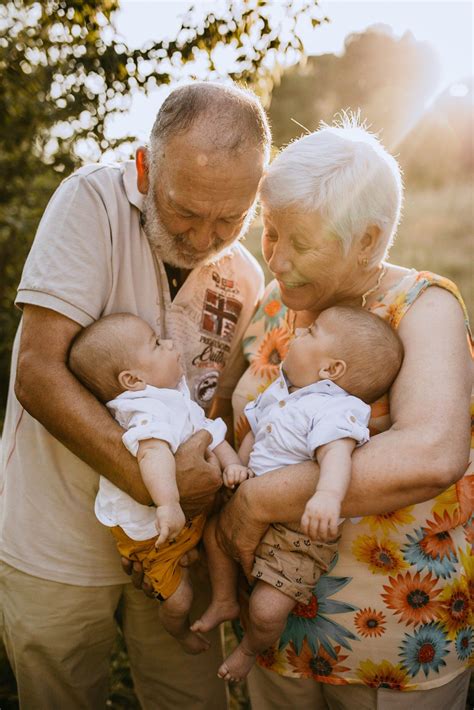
[217,288,472,574]
[15,305,223,510]
[16,305,150,503]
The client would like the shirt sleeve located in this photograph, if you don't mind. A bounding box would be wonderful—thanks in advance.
[243,396,261,434]
[202,417,227,449]
[121,405,183,457]
[307,397,371,453]
[15,171,113,326]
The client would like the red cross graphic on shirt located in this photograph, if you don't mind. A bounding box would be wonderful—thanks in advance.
[201,289,242,342]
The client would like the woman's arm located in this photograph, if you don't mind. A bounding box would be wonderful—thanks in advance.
[217,287,472,571]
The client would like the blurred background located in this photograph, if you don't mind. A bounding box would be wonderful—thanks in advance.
[0,1,472,706]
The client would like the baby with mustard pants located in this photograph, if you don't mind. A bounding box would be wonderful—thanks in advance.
[69,312,248,654]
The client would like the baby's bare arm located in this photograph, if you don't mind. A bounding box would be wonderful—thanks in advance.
[137,439,185,545]
[315,438,356,499]
[214,439,254,489]
[238,431,255,467]
[301,438,356,540]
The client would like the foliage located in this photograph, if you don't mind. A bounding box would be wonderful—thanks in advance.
[0,0,326,422]
[268,25,440,149]
[400,79,474,188]
[267,24,473,191]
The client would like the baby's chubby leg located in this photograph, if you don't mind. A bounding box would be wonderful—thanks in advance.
[159,567,210,655]
[191,516,240,634]
[218,581,295,682]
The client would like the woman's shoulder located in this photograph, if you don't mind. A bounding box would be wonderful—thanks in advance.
[373,266,470,335]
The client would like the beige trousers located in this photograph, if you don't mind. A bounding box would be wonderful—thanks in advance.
[247,660,471,710]
[0,560,227,710]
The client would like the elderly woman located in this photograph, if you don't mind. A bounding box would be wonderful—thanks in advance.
[218,118,473,709]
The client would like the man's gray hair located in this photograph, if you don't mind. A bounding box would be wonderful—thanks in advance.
[261,114,403,260]
[148,81,271,165]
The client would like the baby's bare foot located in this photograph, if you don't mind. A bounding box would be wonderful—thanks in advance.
[191,600,240,634]
[217,643,257,682]
[177,629,211,655]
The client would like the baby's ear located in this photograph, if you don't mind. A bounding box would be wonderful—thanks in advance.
[118,370,147,391]
[318,359,347,382]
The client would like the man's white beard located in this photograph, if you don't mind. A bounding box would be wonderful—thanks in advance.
[141,189,249,269]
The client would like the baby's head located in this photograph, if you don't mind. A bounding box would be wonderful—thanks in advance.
[283,306,403,403]
[69,313,183,403]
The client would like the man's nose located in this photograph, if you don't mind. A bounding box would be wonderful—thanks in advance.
[188,222,215,252]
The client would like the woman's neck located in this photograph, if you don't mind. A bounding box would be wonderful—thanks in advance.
[288,262,408,330]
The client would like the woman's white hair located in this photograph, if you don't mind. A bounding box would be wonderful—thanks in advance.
[260,113,403,260]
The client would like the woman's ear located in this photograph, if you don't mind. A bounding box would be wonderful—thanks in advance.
[118,370,147,391]
[358,225,381,265]
[136,147,149,195]
[318,359,347,382]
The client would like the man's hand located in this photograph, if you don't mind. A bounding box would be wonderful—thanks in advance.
[215,480,268,581]
[223,463,254,489]
[301,491,341,541]
[175,429,223,517]
[121,547,200,596]
[155,503,186,547]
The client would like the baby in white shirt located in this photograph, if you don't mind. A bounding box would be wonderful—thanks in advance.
[69,312,247,654]
[191,305,404,680]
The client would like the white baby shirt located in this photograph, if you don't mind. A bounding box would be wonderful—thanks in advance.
[244,370,370,477]
[95,379,226,540]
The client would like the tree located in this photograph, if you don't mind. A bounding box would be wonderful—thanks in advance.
[268,25,439,150]
[0,0,326,421]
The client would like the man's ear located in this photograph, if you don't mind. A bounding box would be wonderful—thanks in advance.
[118,370,147,391]
[318,359,347,382]
[136,147,149,195]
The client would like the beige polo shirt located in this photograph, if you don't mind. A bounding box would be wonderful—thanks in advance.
[0,161,263,585]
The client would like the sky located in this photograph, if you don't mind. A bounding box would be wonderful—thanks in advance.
[108,0,473,143]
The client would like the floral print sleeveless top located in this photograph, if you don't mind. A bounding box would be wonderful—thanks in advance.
[231,270,473,690]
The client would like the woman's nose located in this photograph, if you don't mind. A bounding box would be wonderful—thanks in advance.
[267,242,292,275]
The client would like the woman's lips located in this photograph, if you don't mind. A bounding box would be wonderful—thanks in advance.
[278,279,307,289]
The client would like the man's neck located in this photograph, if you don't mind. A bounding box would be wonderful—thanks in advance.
[163,262,191,300]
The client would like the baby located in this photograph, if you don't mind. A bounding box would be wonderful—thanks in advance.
[69,312,248,655]
[191,305,404,680]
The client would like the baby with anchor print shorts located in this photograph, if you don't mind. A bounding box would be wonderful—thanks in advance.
[69,312,250,655]
[191,305,404,680]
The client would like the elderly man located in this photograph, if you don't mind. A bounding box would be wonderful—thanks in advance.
[0,82,269,709]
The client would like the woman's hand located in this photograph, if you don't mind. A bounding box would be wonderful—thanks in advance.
[175,429,223,518]
[215,479,269,580]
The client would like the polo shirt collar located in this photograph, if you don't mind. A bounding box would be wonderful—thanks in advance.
[122,160,144,212]
[278,364,347,398]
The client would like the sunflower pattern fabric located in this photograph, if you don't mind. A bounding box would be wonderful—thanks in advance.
[231,270,474,690]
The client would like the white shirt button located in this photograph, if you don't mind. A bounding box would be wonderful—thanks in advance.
[279,400,286,408]
[266,424,272,433]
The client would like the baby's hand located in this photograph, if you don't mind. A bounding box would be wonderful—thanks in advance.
[155,503,186,547]
[223,463,254,489]
[300,491,341,541]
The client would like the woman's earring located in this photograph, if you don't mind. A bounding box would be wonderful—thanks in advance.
[359,256,369,267]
